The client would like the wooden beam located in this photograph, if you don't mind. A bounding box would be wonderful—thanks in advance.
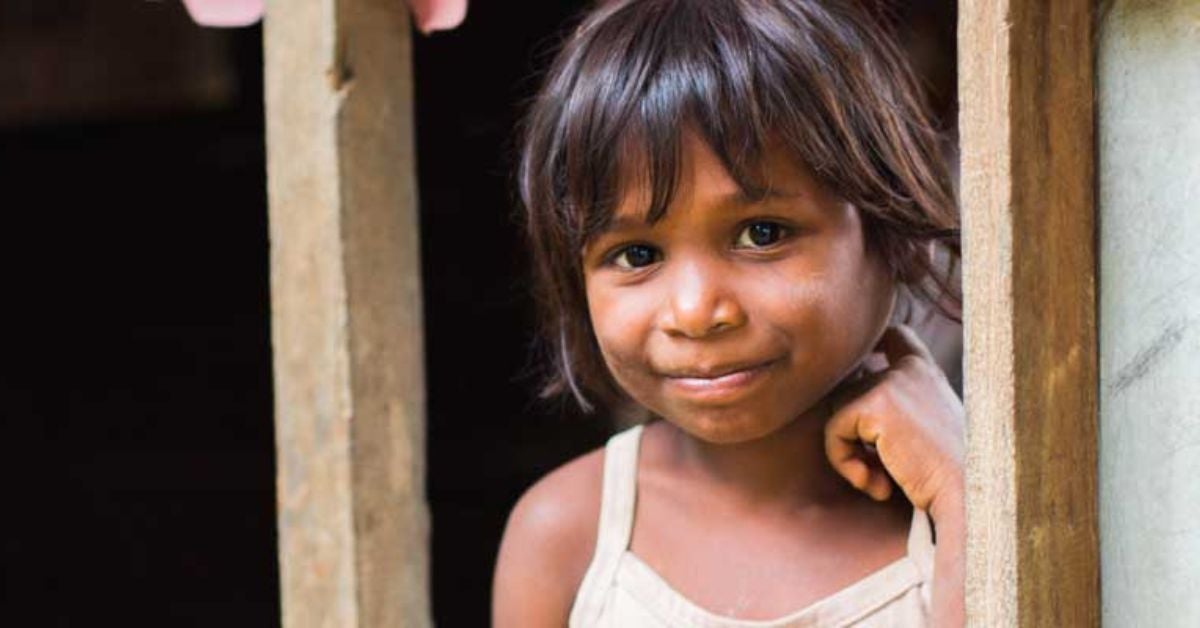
[959,0,1099,625]
[264,0,430,626]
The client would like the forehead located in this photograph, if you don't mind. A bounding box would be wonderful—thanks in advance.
[608,132,819,224]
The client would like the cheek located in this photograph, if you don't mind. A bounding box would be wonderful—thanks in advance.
[585,283,654,383]
[756,270,857,363]
[848,248,897,333]
[817,220,896,326]
[753,244,894,364]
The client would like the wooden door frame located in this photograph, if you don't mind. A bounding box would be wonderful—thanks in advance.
[959,0,1099,625]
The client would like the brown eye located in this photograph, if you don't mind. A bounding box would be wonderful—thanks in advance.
[736,221,787,248]
[613,244,661,269]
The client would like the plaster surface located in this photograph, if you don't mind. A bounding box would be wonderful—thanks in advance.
[1098,1,1200,625]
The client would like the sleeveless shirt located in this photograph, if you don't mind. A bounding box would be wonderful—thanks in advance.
[568,424,937,628]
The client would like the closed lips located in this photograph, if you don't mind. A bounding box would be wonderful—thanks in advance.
[662,358,779,379]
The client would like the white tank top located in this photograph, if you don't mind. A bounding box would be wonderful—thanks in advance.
[568,424,937,628]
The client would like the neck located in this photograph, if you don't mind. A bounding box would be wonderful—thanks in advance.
[663,403,851,511]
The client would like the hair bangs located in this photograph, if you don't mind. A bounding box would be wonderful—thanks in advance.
[561,0,787,247]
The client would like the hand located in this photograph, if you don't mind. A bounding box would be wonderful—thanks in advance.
[407,0,468,33]
[824,325,965,521]
[183,1,468,34]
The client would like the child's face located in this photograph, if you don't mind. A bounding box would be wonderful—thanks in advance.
[582,134,896,444]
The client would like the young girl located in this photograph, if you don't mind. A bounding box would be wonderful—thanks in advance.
[494,1,965,626]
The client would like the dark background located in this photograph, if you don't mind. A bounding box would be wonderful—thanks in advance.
[2,5,281,624]
[2,2,603,625]
[1,1,953,626]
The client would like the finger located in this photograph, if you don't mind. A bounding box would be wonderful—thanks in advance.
[824,414,866,476]
[830,455,873,492]
[825,408,886,494]
[866,470,893,501]
[824,440,893,501]
[877,324,936,366]
[825,403,883,448]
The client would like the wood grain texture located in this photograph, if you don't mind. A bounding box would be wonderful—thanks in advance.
[265,0,430,626]
[959,0,1099,625]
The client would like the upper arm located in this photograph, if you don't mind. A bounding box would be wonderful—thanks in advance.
[492,448,604,628]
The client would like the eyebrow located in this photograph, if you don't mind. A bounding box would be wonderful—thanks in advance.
[601,187,800,234]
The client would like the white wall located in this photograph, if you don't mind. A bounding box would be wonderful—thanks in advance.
[1099,1,1200,625]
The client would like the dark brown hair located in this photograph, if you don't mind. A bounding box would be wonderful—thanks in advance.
[517,0,959,413]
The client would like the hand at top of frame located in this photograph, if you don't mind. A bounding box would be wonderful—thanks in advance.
[182,0,468,34]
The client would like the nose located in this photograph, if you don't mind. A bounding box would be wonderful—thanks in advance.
[659,258,747,338]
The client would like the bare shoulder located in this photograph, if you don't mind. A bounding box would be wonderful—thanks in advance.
[492,444,606,628]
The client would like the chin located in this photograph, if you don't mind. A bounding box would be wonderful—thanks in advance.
[666,405,793,445]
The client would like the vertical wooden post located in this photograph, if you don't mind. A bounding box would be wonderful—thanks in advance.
[960,0,1099,625]
[264,0,430,626]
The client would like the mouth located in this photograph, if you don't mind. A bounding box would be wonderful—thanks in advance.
[661,358,780,401]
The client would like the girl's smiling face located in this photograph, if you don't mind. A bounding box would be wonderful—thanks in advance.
[582,134,896,444]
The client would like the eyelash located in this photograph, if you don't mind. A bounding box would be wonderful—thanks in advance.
[604,220,793,270]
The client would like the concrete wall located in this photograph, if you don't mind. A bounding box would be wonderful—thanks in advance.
[1099,1,1200,625]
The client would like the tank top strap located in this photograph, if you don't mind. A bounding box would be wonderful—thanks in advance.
[567,423,644,628]
[907,506,937,582]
